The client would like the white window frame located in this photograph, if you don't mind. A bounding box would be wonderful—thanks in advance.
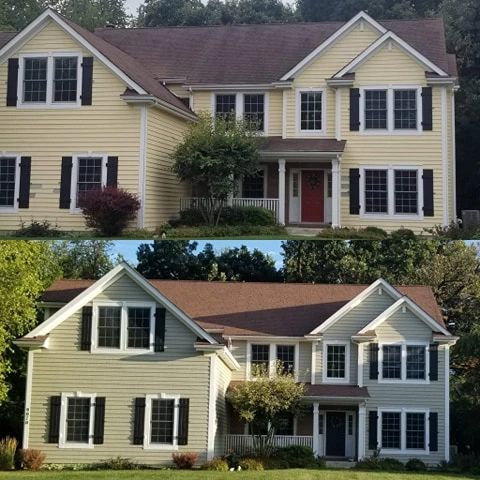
[296,88,326,136]
[59,392,96,449]
[378,407,429,455]
[17,52,83,109]
[91,301,156,354]
[144,393,180,450]
[378,341,430,384]
[70,153,108,214]
[246,341,299,381]
[0,153,21,213]
[359,85,422,135]
[322,341,350,384]
[359,166,424,220]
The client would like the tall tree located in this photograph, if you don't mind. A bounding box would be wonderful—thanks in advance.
[139,0,206,26]
[0,0,45,30]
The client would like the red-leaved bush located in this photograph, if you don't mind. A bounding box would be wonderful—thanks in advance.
[20,448,46,471]
[79,187,140,236]
[172,452,199,469]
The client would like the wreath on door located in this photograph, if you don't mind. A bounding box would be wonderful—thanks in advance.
[306,172,322,190]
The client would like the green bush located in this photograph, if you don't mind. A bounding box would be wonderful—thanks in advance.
[16,220,61,238]
[201,458,229,471]
[272,445,318,468]
[355,455,405,471]
[175,206,276,227]
[0,437,18,470]
[157,224,286,238]
[449,452,480,472]
[262,457,290,469]
[317,226,388,240]
[240,458,264,470]
[93,457,138,470]
[405,458,427,471]
[426,222,480,240]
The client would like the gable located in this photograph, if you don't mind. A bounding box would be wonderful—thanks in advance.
[375,307,433,341]
[95,273,154,303]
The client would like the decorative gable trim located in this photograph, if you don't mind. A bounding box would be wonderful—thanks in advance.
[26,262,217,344]
[357,296,451,336]
[280,11,387,81]
[334,30,448,78]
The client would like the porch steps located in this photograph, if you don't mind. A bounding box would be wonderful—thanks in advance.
[286,227,324,237]
[325,460,355,469]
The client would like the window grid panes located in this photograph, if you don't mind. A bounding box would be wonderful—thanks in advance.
[242,171,264,198]
[348,415,353,435]
[394,170,418,214]
[66,397,90,443]
[382,411,401,449]
[0,158,16,207]
[277,345,295,375]
[77,157,103,207]
[23,57,47,103]
[365,90,387,129]
[97,306,121,348]
[327,345,346,378]
[406,412,425,449]
[275,413,294,436]
[365,169,388,214]
[215,95,236,121]
[127,307,151,349]
[394,89,417,129]
[150,399,174,444]
[406,346,426,380]
[251,344,269,375]
[244,94,264,131]
[54,57,78,103]
[382,345,402,379]
[292,173,299,197]
[319,414,324,434]
[300,91,322,130]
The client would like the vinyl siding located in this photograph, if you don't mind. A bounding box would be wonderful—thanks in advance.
[214,358,232,456]
[0,20,142,231]
[268,90,283,136]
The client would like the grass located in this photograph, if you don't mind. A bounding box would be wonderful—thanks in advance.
[0,470,478,480]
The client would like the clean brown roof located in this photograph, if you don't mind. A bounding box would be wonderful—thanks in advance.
[42,279,445,336]
[95,17,456,85]
[260,137,346,153]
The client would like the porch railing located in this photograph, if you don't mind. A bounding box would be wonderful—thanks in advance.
[225,434,313,455]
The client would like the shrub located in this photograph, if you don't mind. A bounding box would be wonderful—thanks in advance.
[355,455,405,471]
[94,457,138,470]
[157,224,286,239]
[272,445,318,468]
[405,458,427,471]
[19,449,45,471]
[450,452,480,472]
[200,458,229,471]
[79,187,140,236]
[175,206,276,227]
[240,458,264,470]
[317,226,388,240]
[16,219,61,237]
[0,437,18,470]
[172,452,198,469]
[262,457,289,469]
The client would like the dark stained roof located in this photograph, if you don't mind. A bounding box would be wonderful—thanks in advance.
[42,279,445,337]
[305,384,370,398]
[260,137,346,153]
[0,31,16,47]
[95,17,456,85]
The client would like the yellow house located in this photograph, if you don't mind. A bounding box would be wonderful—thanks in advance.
[0,9,457,232]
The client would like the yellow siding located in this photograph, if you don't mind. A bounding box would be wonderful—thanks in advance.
[0,20,142,231]
[268,90,283,136]
[214,358,232,456]
[192,91,212,112]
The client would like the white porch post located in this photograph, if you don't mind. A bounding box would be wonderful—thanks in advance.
[331,155,341,227]
[358,403,366,460]
[312,402,320,456]
[278,158,286,225]
[227,174,234,206]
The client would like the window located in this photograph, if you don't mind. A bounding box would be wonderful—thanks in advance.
[348,415,354,435]
[381,411,401,449]
[365,90,387,129]
[76,157,103,207]
[127,307,151,349]
[0,157,18,208]
[406,412,425,449]
[394,170,418,214]
[150,399,175,444]
[394,89,417,130]
[327,173,332,198]
[244,94,264,131]
[319,414,324,434]
[275,413,295,436]
[277,345,295,375]
[327,345,346,379]
[54,57,78,103]
[251,344,269,375]
[59,393,95,448]
[299,91,323,131]
[242,169,265,198]
[23,57,47,103]
[364,169,388,214]
[379,409,428,452]
[292,172,299,198]
[215,94,236,121]
[406,345,426,380]
[97,306,121,348]
[382,345,402,379]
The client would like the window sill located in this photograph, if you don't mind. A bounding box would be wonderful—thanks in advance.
[379,448,429,455]
[59,443,94,449]
[90,348,154,355]
[360,214,424,221]
[17,102,82,110]
[323,378,350,384]
[295,130,327,137]
[0,207,18,214]
[143,444,178,451]
[360,129,422,136]
[378,379,430,385]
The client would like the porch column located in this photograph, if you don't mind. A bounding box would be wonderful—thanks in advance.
[227,174,234,206]
[358,403,366,460]
[331,155,341,227]
[312,402,320,456]
[278,159,286,225]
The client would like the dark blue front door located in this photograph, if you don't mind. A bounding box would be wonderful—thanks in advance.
[326,412,346,457]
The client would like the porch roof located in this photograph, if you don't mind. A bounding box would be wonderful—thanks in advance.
[304,384,369,399]
[259,137,346,155]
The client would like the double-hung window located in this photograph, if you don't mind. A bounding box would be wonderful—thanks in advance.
[364,169,388,214]
[0,156,20,210]
[379,409,427,452]
[215,94,236,121]
[324,343,349,382]
[251,344,269,376]
[276,345,295,375]
[244,94,265,131]
[72,155,107,210]
[380,344,428,382]
[365,90,387,130]
[394,169,419,215]
[241,168,265,198]
[298,90,323,133]
[59,393,95,448]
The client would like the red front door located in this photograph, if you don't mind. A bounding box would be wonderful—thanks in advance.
[301,170,324,222]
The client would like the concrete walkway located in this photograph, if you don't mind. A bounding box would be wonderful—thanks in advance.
[285,227,324,237]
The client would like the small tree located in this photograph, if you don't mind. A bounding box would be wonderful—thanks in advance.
[172,113,260,226]
[227,363,306,456]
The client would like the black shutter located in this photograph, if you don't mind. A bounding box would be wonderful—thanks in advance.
[368,410,378,450]
[59,157,73,209]
[350,88,360,131]
[18,156,31,208]
[154,307,166,352]
[349,168,360,215]
[429,412,438,451]
[422,87,433,131]
[429,344,438,381]
[48,396,61,443]
[81,57,94,106]
[369,343,379,380]
[93,397,106,444]
[177,398,189,446]
[106,156,118,188]
[133,397,146,445]
[80,306,93,351]
[6,58,19,107]
[423,169,434,217]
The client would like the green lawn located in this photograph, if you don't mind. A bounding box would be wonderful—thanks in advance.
[0,470,477,480]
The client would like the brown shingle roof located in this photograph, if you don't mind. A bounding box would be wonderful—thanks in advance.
[42,279,445,336]
[260,137,346,153]
[0,31,16,48]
